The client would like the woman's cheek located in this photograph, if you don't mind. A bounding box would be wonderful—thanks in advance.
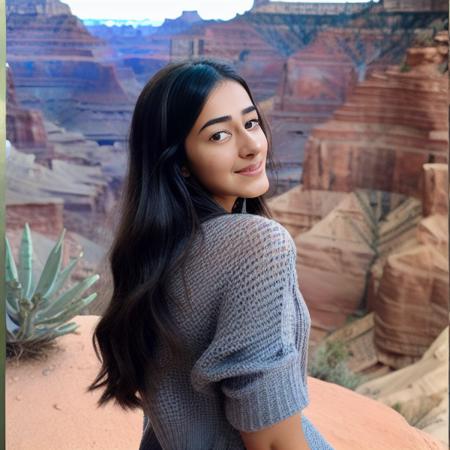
[206,148,234,173]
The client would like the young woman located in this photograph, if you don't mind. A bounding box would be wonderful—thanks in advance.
[88,58,334,450]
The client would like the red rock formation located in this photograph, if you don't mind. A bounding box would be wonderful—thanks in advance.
[269,184,422,340]
[6,66,52,163]
[6,0,133,143]
[7,1,101,58]
[252,2,368,15]
[302,36,448,198]
[6,202,64,239]
[6,143,108,246]
[374,240,448,365]
[86,23,172,86]
[356,326,448,448]
[262,5,431,194]
[278,30,358,112]
[7,0,71,17]
[370,163,449,368]
[422,163,448,217]
[365,199,422,313]
[266,28,361,187]
[417,215,448,256]
[267,185,347,237]
[171,18,285,101]
[294,190,410,335]
[383,0,448,12]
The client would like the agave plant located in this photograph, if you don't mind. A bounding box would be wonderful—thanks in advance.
[5,223,99,360]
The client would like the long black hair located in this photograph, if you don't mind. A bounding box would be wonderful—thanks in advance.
[88,57,277,410]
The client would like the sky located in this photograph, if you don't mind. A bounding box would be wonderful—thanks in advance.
[64,0,375,25]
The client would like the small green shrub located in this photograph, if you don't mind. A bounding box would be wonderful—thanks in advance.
[391,402,402,413]
[413,30,435,48]
[6,224,99,360]
[308,340,364,390]
[438,62,448,74]
[399,62,411,73]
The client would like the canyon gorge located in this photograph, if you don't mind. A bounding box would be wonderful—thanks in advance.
[5,0,449,447]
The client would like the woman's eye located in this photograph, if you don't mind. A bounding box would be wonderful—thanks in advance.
[209,119,260,142]
[245,119,260,129]
[209,131,229,142]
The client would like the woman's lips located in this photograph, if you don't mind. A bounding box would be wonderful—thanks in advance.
[235,160,263,175]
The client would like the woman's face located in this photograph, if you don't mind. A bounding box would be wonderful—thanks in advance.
[184,80,269,212]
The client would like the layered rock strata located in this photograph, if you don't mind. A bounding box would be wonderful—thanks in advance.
[422,163,448,217]
[6,144,107,243]
[383,0,448,12]
[6,66,52,164]
[6,0,133,143]
[370,163,448,368]
[267,185,347,237]
[302,36,448,198]
[356,326,448,448]
[170,18,285,102]
[260,8,440,194]
[293,189,417,334]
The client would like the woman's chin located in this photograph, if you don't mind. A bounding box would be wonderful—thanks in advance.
[240,178,270,198]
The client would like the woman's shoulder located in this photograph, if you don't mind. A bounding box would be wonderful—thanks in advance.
[202,213,295,258]
[202,212,288,237]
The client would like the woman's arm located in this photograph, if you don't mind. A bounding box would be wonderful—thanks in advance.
[191,217,312,448]
[240,412,310,450]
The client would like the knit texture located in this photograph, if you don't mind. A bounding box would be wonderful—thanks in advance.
[139,213,334,450]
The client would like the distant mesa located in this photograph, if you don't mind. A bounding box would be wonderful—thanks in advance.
[6,0,134,144]
[6,0,71,16]
[383,0,448,12]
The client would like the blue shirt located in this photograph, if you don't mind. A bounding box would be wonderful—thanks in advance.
[139,213,334,449]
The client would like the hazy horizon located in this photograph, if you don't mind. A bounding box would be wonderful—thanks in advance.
[64,0,377,26]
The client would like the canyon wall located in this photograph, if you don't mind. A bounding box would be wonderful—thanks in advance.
[269,35,448,357]
[383,0,448,12]
[6,66,52,164]
[6,0,133,143]
[302,33,448,199]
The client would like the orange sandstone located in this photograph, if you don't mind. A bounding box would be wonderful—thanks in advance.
[6,316,445,450]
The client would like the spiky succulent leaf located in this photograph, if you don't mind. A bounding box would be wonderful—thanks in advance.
[5,224,100,354]
[36,274,99,320]
[6,300,20,325]
[5,237,18,283]
[32,229,65,300]
[35,293,97,326]
[18,223,33,299]
[24,322,78,342]
[6,280,21,316]
[52,322,79,337]
[6,312,19,334]
[44,253,82,300]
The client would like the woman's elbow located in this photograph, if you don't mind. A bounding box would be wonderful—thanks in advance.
[240,412,310,450]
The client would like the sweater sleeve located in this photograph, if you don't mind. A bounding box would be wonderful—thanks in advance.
[190,217,311,432]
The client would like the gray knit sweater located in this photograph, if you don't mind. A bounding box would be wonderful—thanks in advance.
[139,213,334,450]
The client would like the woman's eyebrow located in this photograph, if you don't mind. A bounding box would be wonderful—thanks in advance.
[198,105,256,134]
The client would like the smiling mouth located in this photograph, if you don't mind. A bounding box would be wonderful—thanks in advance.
[235,160,263,174]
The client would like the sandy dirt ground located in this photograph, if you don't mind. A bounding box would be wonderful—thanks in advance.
[6,315,445,450]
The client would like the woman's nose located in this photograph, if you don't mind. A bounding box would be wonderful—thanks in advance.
[237,128,265,157]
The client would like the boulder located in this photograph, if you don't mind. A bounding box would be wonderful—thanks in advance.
[357,327,449,448]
